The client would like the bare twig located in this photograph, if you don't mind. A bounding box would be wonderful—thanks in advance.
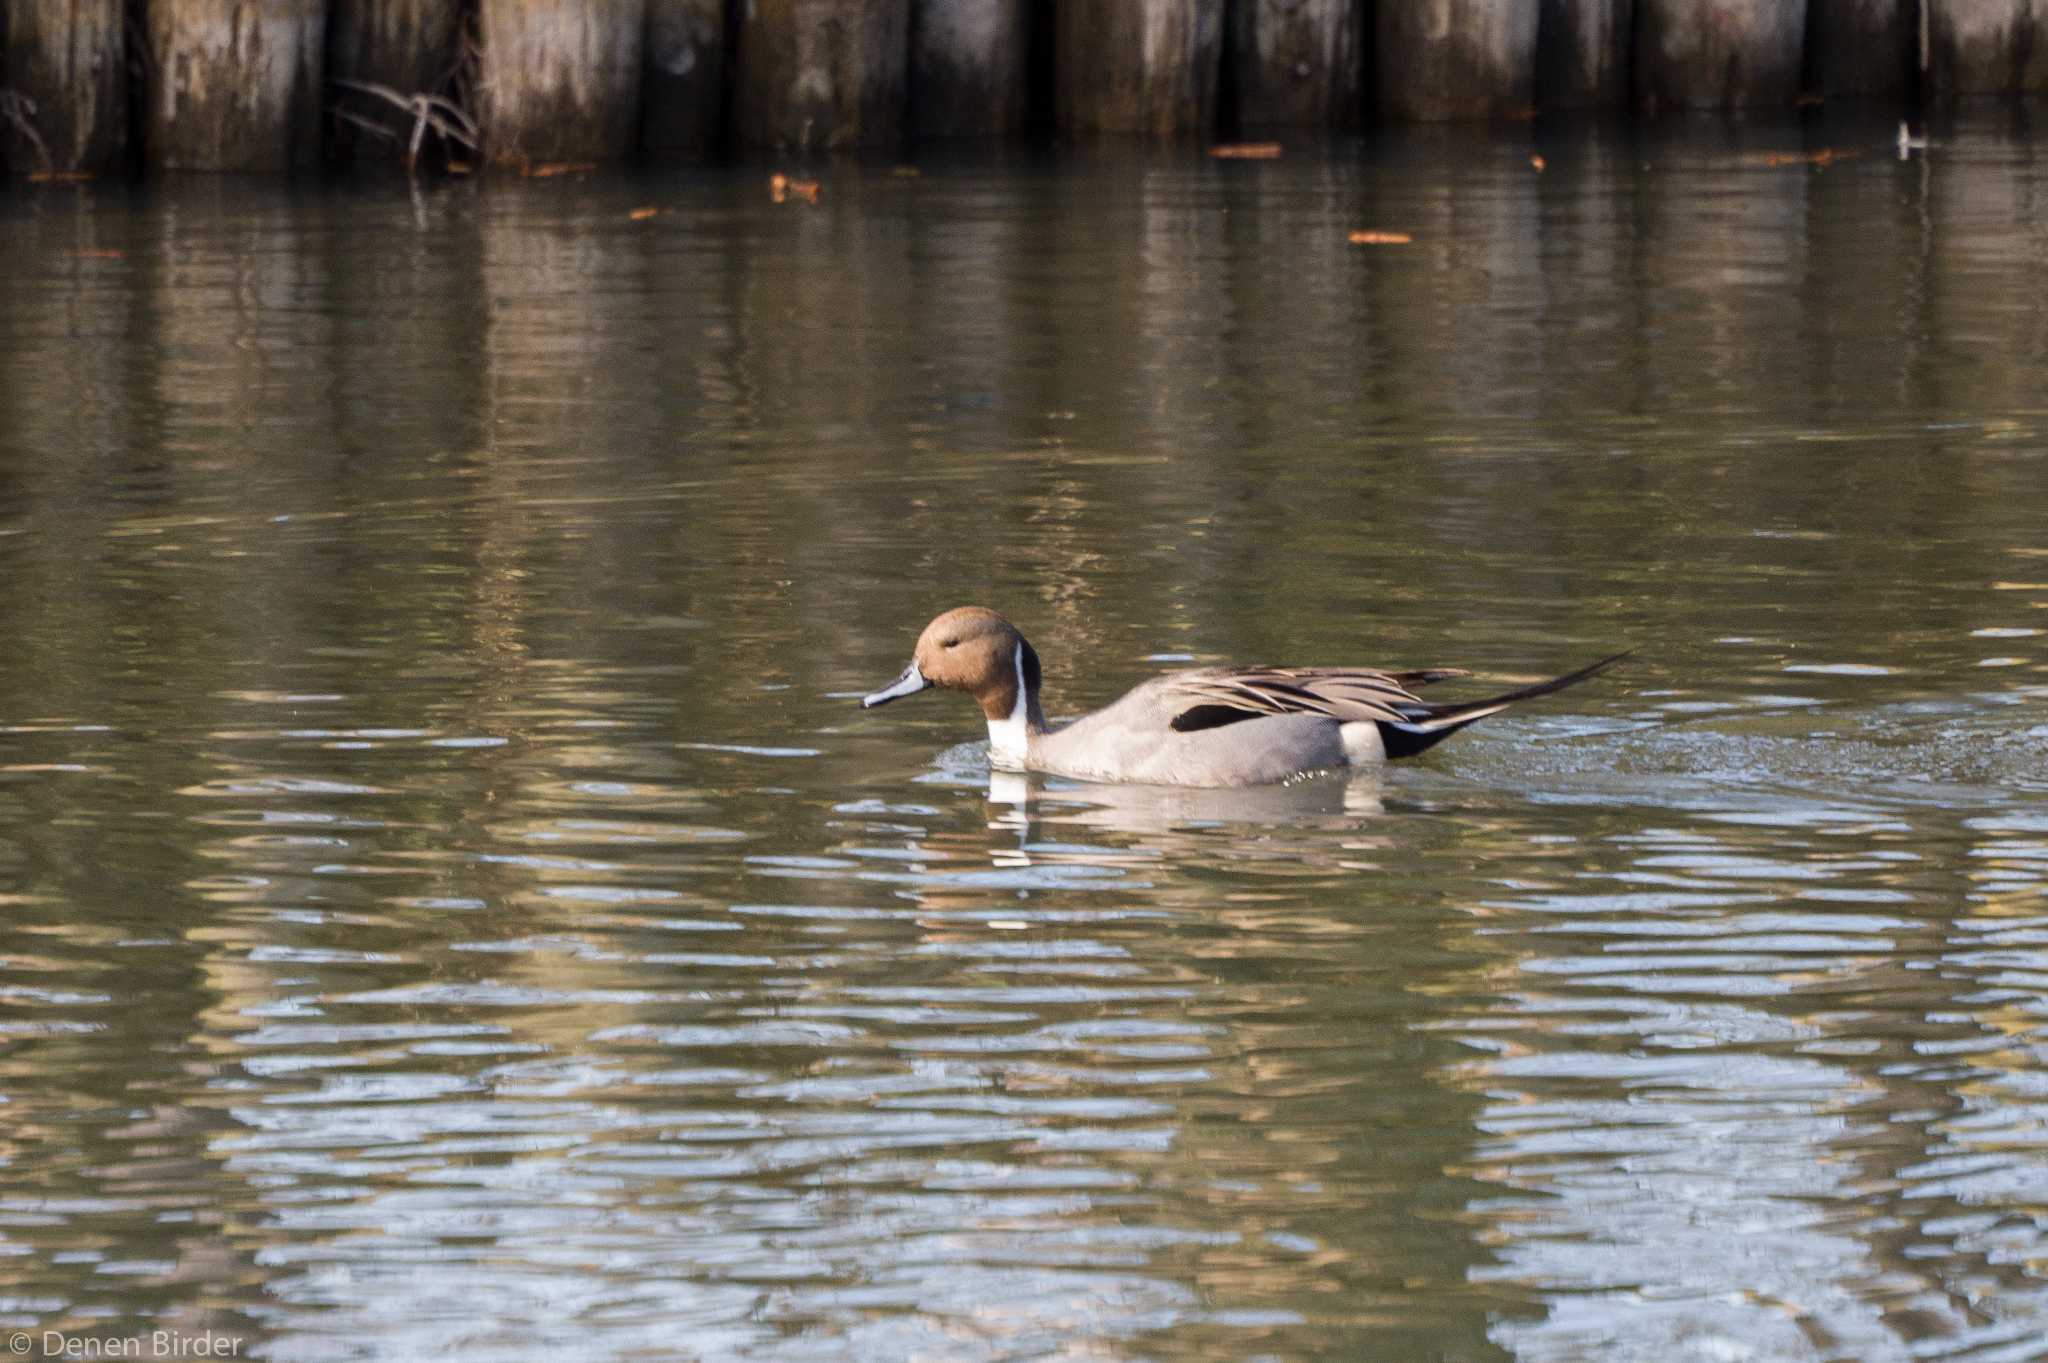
[330,107,400,144]
[330,77,478,175]
[0,89,54,173]
[421,95,478,144]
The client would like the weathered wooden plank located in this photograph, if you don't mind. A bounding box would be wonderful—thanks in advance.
[328,0,463,95]
[913,0,1032,138]
[1808,0,1914,97]
[733,0,910,151]
[1058,0,1224,136]
[642,0,725,158]
[477,0,648,166]
[1230,0,1365,129]
[1635,0,1808,109]
[1536,0,1631,108]
[1927,0,2048,95]
[147,0,326,171]
[1378,0,1538,121]
[2,0,128,173]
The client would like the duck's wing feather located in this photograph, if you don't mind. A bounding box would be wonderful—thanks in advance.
[1164,667,1438,733]
[1163,652,1632,752]
[1378,667,1472,689]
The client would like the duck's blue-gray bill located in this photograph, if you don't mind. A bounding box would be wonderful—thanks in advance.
[862,662,927,708]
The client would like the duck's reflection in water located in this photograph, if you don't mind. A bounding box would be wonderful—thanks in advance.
[980,767,1391,873]
[989,768,1387,825]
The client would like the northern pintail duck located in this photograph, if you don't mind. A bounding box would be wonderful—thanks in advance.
[861,606,1627,788]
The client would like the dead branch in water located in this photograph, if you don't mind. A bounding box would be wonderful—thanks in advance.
[0,90,53,173]
[329,78,478,175]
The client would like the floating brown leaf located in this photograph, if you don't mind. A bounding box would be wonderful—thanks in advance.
[1210,143,1283,160]
[1750,148,1857,168]
[629,206,661,221]
[523,161,597,178]
[27,169,95,184]
[1530,154,1547,172]
[1348,230,1413,246]
[769,173,821,205]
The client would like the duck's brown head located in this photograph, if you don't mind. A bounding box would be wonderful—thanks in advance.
[861,606,1042,722]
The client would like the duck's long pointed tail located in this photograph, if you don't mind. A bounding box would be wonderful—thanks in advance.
[1377,650,1632,760]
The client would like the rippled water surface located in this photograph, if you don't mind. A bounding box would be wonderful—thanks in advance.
[3,112,2047,1362]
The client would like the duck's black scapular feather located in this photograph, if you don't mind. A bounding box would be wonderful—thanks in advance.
[1168,651,1635,758]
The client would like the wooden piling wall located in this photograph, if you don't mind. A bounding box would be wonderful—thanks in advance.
[1230,0,1366,130]
[478,0,647,166]
[732,0,909,151]
[1057,0,1224,136]
[913,0,1032,138]
[1376,1,1538,122]
[1537,0,1631,108]
[1809,0,1915,97]
[1636,0,1809,110]
[642,0,725,158]
[146,0,326,171]
[17,0,2048,174]
[2,0,128,173]
[1928,0,2048,95]
[328,0,462,95]
[325,0,464,164]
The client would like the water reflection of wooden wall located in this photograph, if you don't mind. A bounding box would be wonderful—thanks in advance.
[13,0,2048,174]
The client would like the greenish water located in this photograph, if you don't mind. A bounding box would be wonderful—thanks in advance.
[1,111,2045,1362]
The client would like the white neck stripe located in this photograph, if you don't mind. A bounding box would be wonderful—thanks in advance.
[986,640,1030,770]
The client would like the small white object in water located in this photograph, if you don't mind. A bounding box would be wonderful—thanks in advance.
[1897,121,1929,159]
